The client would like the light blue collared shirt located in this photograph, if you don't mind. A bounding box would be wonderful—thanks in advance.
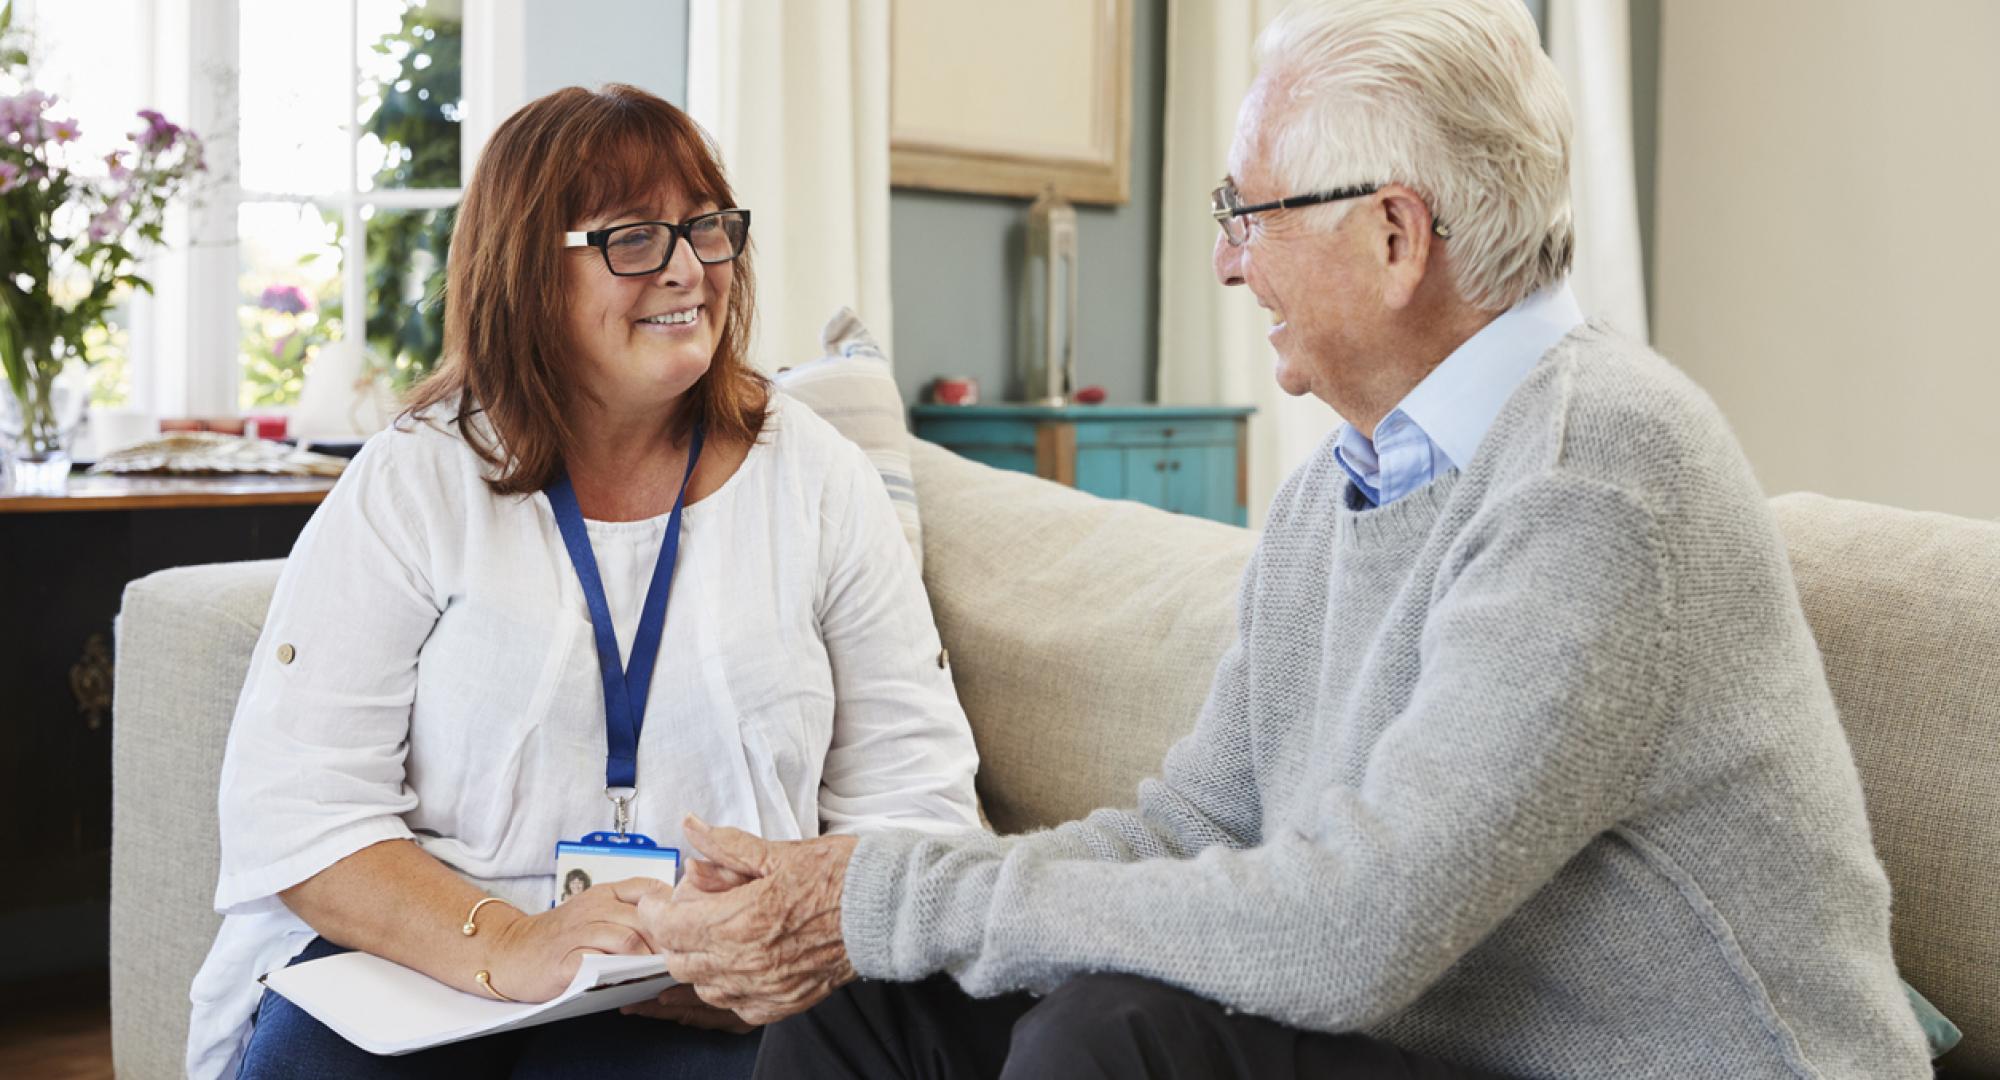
[1334,283,1585,507]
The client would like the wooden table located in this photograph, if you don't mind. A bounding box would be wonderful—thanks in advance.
[0,474,336,513]
[0,474,332,1006]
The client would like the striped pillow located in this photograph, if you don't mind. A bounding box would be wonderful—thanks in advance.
[774,308,923,570]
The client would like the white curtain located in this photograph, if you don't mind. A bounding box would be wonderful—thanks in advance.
[1156,0,1339,525]
[686,0,894,372]
[1547,0,1649,340]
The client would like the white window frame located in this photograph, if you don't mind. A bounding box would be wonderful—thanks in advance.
[95,0,527,418]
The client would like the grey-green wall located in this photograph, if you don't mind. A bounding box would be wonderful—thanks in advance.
[889,0,1168,407]
[524,0,688,104]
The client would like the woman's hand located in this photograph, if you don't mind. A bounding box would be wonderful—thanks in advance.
[482,877,665,1002]
[620,983,760,1032]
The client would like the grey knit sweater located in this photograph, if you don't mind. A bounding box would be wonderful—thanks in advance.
[842,323,1932,1079]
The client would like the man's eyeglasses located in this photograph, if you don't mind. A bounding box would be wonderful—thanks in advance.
[1210,180,1449,246]
[563,209,752,276]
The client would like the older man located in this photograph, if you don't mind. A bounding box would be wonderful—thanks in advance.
[639,1,1934,1077]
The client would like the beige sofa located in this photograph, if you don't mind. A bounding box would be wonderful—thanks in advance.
[111,440,1999,1078]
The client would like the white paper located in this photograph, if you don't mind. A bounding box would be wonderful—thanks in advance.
[261,950,677,1056]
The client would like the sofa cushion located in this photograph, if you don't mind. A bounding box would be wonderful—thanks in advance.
[909,438,1256,835]
[1772,492,2000,1075]
[774,307,922,570]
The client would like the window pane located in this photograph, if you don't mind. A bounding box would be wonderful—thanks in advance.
[356,206,455,389]
[239,2,351,195]
[84,320,134,408]
[358,0,463,192]
[17,0,150,407]
[18,0,147,164]
[239,203,344,409]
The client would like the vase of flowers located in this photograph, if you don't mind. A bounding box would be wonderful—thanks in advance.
[0,1,204,492]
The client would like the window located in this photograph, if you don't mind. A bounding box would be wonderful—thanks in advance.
[10,0,473,419]
[236,0,462,408]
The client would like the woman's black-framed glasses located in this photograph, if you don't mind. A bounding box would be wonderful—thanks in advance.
[563,209,752,276]
[1210,179,1449,245]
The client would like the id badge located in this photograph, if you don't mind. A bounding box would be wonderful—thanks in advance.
[553,831,680,906]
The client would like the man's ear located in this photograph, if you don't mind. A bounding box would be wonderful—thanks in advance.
[1375,184,1438,309]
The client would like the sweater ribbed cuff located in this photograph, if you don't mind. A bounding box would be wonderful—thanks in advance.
[839,828,926,981]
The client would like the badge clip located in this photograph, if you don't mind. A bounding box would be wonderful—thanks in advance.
[606,787,635,836]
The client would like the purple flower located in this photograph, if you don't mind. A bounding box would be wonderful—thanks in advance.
[86,204,127,243]
[133,108,182,152]
[48,116,80,144]
[259,283,312,315]
[104,150,130,180]
[0,90,53,139]
[0,159,22,194]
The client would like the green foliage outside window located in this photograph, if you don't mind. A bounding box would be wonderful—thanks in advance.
[240,275,340,407]
[344,4,460,391]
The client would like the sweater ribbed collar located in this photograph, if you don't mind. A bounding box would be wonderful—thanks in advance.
[1330,467,1461,547]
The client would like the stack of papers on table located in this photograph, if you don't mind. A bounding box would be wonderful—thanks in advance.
[261,951,676,1055]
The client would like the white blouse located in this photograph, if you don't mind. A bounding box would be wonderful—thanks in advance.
[186,392,982,1079]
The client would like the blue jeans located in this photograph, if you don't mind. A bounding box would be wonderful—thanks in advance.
[237,937,761,1079]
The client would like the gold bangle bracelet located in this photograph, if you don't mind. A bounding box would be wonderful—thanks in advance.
[475,969,517,1002]
[465,897,515,1001]
[462,895,508,937]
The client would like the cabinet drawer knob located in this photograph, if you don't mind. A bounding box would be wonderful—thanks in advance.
[1169,461,1182,472]
[1162,427,1176,437]
[1155,460,1168,472]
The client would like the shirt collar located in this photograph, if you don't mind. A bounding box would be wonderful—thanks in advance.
[1393,281,1584,472]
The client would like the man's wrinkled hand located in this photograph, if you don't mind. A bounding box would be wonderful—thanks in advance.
[637,815,859,1026]
[677,855,755,896]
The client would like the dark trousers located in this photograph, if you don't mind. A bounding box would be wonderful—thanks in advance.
[753,973,1512,1080]
[236,937,761,1079]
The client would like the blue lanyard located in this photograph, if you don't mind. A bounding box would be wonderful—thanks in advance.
[544,425,705,793]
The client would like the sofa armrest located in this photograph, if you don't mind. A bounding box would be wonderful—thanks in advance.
[110,560,283,1080]
[1771,493,2000,1075]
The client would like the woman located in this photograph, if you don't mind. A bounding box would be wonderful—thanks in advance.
[186,84,981,1079]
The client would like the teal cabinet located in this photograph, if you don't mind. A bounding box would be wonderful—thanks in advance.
[910,404,1254,526]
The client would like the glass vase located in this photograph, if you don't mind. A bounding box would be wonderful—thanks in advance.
[2,347,89,496]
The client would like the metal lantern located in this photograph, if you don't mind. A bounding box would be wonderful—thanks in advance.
[1019,185,1079,405]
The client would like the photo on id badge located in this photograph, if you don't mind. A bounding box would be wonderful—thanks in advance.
[555,837,680,905]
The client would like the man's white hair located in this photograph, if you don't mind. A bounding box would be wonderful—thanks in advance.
[1255,0,1574,311]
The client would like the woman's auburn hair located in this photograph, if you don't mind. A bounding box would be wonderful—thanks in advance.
[403,83,766,495]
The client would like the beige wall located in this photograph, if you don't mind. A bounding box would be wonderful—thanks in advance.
[1654,0,2000,519]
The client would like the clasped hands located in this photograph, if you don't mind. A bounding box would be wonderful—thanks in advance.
[503,815,858,1030]
[638,816,861,1027]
